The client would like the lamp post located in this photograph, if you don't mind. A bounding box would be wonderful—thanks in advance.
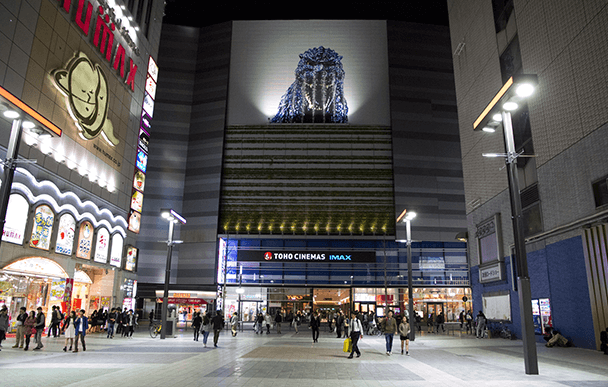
[473,74,539,375]
[397,209,417,341]
[160,208,186,339]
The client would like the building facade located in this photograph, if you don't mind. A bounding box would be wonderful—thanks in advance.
[0,0,165,327]
[448,0,608,349]
[136,20,470,324]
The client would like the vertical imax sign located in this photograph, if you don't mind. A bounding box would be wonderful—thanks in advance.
[237,251,377,263]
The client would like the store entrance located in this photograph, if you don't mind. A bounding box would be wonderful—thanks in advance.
[425,301,445,327]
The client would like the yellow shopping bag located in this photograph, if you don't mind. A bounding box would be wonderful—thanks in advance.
[343,337,352,352]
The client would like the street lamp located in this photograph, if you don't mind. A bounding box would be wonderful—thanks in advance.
[473,74,539,375]
[397,209,416,341]
[159,208,186,339]
[0,86,62,248]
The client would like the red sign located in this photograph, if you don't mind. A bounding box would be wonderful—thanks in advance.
[157,298,208,305]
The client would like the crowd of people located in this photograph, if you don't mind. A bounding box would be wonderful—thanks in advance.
[0,305,140,353]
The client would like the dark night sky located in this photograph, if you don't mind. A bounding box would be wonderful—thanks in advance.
[162,1,450,27]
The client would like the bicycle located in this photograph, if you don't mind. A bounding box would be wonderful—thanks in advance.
[149,322,162,338]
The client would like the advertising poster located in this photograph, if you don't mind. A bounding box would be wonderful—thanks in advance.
[30,205,55,250]
[55,214,76,255]
[2,194,28,245]
[110,234,124,267]
[76,221,94,259]
[93,228,110,263]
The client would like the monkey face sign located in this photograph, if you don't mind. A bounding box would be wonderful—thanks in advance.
[52,52,119,147]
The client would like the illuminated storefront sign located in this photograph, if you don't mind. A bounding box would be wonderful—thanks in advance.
[133,170,145,192]
[110,233,124,267]
[125,246,138,271]
[30,205,55,250]
[55,214,76,255]
[93,227,110,263]
[128,210,141,233]
[130,190,144,212]
[2,194,29,245]
[56,0,139,91]
[135,149,148,173]
[138,128,150,154]
[76,221,95,259]
[237,250,377,263]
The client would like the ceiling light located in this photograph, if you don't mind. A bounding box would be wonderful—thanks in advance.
[515,83,535,97]
[3,110,20,119]
[503,101,518,111]
[492,113,502,122]
[22,121,36,129]
[482,127,495,133]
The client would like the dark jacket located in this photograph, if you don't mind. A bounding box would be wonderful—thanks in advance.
[35,312,46,329]
[75,316,89,336]
[192,315,202,329]
[275,313,283,323]
[211,314,224,330]
[310,315,321,329]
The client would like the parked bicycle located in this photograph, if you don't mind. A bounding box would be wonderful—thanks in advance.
[149,322,162,338]
[487,321,513,339]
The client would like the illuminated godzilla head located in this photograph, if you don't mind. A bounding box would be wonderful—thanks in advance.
[272,46,348,123]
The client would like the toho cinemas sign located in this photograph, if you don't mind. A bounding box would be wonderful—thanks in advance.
[56,0,139,92]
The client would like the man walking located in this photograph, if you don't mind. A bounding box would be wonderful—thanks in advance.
[347,312,363,359]
[33,307,46,350]
[74,309,88,352]
[310,311,320,343]
[211,310,224,347]
[13,307,27,348]
[107,308,116,338]
[274,310,283,334]
[381,310,398,355]
[336,310,344,338]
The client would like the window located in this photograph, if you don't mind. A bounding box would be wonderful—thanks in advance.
[592,176,608,208]
[476,215,502,265]
[30,205,54,250]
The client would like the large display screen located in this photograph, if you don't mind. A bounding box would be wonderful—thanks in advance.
[227,20,390,126]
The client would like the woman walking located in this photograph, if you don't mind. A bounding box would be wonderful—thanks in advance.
[347,312,363,359]
[310,311,321,343]
[264,312,272,335]
[23,311,36,351]
[201,312,212,347]
[399,316,410,355]
[230,312,238,337]
[62,311,77,352]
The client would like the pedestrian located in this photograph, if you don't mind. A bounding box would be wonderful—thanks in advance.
[62,311,77,352]
[126,309,137,338]
[201,312,212,347]
[88,309,98,334]
[0,305,8,350]
[347,312,363,359]
[107,308,116,338]
[416,313,422,333]
[230,312,238,337]
[343,312,350,338]
[264,312,272,334]
[13,306,27,349]
[335,310,344,338]
[149,309,154,326]
[427,312,435,333]
[73,309,88,352]
[475,311,486,338]
[211,310,224,347]
[274,310,283,334]
[255,312,264,334]
[399,316,411,355]
[23,311,36,351]
[466,310,473,333]
[116,308,123,336]
[381,310,398,355]
[293,311,301,334]
[310,310,320,343]
[192,312,202,341]
[459,310,464,329]
[436,312,445,333]
[33,307,45,350]
[49,306,60,337]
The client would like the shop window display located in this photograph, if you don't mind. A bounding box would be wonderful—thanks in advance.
[76,221,95,259]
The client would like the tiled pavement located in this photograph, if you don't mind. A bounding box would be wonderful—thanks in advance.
[1,327,607,386]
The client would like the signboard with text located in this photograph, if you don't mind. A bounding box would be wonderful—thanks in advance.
[237,250,376,263]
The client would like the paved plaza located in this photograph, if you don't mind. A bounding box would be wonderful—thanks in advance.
[1,326,607,386]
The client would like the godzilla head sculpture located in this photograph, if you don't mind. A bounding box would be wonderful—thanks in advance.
[272,46,348,123]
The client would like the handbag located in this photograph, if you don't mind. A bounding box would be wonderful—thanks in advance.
[343,337,352,353]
